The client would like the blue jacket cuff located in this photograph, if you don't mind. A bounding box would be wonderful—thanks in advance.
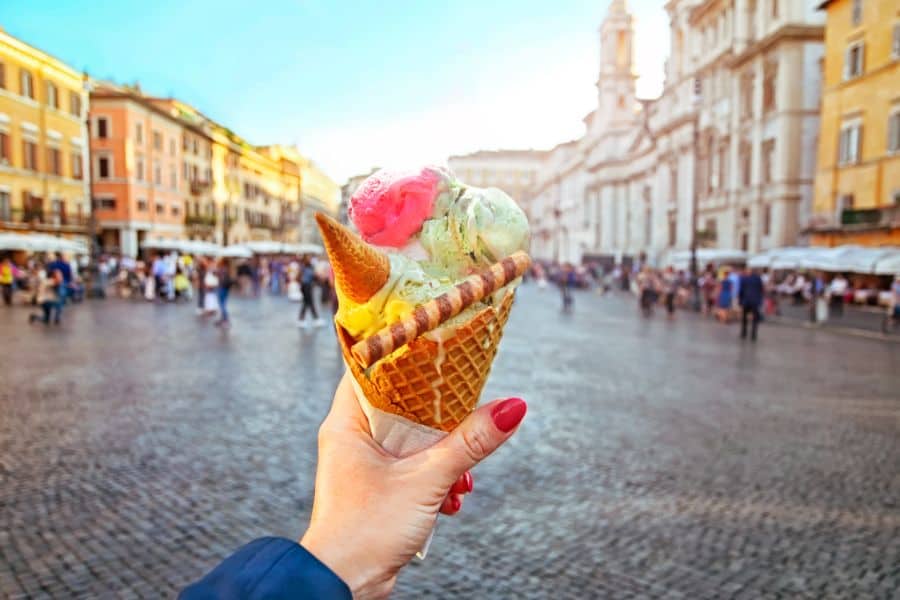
[180,536,351,600]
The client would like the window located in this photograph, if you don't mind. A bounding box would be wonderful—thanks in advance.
[838,122,862,165]
[170,165,177,188]
[668,213,677,247]
[137,198,148,211]
[153,161,161,185]
[71,151,82,179]
[837,194,854,222]
[171,204,180,217]
[97,155,111,179]
[740,140,752,186]
[718,142,729,190]
[704,218,718,241]
[135,123,143,144]
[763,204,772,236]
[19,69,34,99]
[192,138,198,155]
[771,0,778,19]
[96,117,109,139]
[762,60,777,114]
[153,131,162,151]
[169,139,175,156]
[23,140,38,171]
[98,197,116,210]
[46,82,58,109]
[851,0,862,26]
[156,202,164,214]
[0,62,5,89]
[69,91,81,117]
[762,139,776,183]
[183,161,190,180]
[0,191,9,221]
[0,131,9,164]
[844,43,864,79]
[47,147,61,176]
[893,24,900,59]
[135,156,144,181]
[740,70,754,119]
[740,232,749,252]
[889,110,900,153]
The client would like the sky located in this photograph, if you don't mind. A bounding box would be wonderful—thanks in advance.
[1,0,669,183]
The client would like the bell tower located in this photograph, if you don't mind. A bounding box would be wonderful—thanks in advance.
[593,0,638,134]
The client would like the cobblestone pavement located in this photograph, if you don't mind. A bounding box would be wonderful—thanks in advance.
[1,285,898,599]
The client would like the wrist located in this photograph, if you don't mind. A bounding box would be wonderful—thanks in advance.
[300,528,392,599]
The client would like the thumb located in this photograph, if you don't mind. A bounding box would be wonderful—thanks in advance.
[421,397,527,489]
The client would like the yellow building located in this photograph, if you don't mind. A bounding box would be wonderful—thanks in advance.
[296,156,339,243]
[811,0,900,246]
[0,26,90,245]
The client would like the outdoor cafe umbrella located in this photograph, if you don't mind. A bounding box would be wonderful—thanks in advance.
[219,245,253,258]
[873,251,900,276]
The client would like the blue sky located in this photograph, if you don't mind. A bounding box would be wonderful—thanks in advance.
[1,0,669,182]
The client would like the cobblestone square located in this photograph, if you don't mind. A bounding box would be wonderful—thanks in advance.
[1,286,898,598]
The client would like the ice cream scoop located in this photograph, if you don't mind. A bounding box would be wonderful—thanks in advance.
[349,166,456,248]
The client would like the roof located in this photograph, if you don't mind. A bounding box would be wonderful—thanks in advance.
[448,148,552,161]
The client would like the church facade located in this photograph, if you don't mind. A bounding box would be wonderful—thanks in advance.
[528,0,824,268]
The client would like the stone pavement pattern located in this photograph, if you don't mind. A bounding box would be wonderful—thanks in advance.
[1,287,898,599]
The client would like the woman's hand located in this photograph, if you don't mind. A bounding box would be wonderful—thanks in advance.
[300,373,526,599]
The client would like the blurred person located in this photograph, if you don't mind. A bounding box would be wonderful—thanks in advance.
[716,269,734,323]
[739,267,764,341]
[701,264,717,315]
[28,268,62,325]
[662,266,678,318]
[638,267,658,317]
[151,253,166,301]
[174,268,192,301]
[559,263,575,311]
[214,259,234,327]
[46,253,72,305]
[181,375,525,600]
[195,256,208,314]
[318,260,337,315]
[1,256,18,306]
[883,275,900,333]
[270,258,284,295]
[297,257,323,328]
[828,273,848,318]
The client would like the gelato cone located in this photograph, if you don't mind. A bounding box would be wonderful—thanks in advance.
[319,165,530,436]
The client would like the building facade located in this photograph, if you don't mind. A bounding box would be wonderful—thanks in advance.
[0,27,90,246]
[89,85,188,255]
[528,0,824,267]
[89,84,335,255]
[811,0,900,247]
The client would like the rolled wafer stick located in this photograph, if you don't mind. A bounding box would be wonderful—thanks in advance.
[350,250,531,368]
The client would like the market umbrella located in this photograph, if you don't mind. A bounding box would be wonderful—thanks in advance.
[873,251,900,275]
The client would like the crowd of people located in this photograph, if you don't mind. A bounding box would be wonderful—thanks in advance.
[528,258,900,339]
[0,251,337,330]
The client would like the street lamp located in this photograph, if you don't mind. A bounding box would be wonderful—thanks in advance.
[689,78,702,311]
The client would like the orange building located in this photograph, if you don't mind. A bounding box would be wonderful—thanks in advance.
[90,83,187,256]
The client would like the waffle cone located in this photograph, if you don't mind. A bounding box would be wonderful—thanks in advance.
[337,291,515,433]
[315,212,390,304]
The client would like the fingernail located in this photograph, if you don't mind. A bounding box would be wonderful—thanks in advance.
[491,397,527,433]
[450,495,461,512]
[463,471,474,493]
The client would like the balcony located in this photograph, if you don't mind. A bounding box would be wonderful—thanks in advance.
[0,208,89,233]
[190,180,211,196]
[840,206,900,228]
[185,213,217,228]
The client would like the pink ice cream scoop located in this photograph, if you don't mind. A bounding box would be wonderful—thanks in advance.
[349,167,441,248]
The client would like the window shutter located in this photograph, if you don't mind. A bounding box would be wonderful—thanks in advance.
[843,48,849,79]
[889,114,899,153]
[894,25,900,58]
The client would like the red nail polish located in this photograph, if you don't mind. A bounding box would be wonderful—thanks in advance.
[463,471,474,493]
[491,397,527,433]
[450,495,461,512]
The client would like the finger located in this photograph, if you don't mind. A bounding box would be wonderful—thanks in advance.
[439,493,464,516]
[322,371,370,434]
[449,471,474,495]
[419,397,526,490]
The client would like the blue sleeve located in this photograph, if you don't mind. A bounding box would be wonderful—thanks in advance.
[180,537,351,600]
